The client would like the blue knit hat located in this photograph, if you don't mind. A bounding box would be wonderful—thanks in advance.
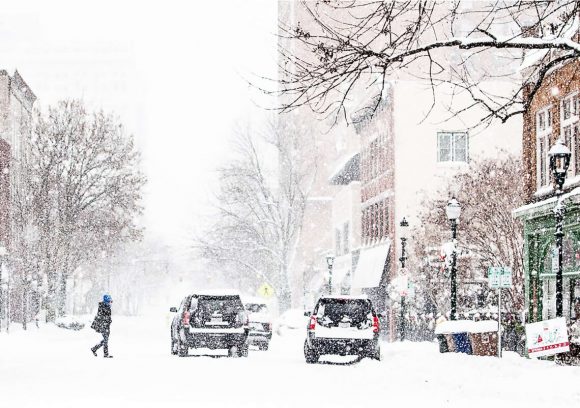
[103,294,112,304]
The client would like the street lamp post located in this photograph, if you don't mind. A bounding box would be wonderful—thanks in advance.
[326,255,335,295]
[549,138,571,318]
[446,198,461,321]
[0,245,7,331]
[399,217,409,341]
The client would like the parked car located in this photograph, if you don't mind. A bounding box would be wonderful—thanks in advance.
[303,295,381,363]
[274,308,309,336]
[170,291,250,357]
[243,297,272,351]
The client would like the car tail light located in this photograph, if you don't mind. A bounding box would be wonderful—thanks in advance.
[182,311,191,327]
[373,315,380,333]
[308,316,317,330]
[267,322,272,331]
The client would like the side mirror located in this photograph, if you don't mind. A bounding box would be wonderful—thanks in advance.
[170,307,178,313]
[303,311,311,317]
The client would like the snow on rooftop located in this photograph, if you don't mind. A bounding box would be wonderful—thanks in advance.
[328,151,359,185]
[513,187,580,218]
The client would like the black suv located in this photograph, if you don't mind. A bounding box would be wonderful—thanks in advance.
[303,295,381,363]
[170,292,250,357]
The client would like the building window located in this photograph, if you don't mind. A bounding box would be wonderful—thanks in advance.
[537,106,552,187]
[561,94,579,176]
[343,222,349,254]
[437,132,469,162]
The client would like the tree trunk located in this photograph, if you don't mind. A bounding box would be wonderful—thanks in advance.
[45,270,58,323]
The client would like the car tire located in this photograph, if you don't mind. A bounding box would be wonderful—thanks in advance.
[304,340,319,364]
[178,340,188,357]
[259,342,269,351]
[369,346,381,361]
[238,344,249,358]
[228,345,239,358]
[171,335,178,356]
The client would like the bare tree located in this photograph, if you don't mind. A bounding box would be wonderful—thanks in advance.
[195,118,316,311]
[13,100,145,321]
[409,155,525,315]
[275,1,580,127]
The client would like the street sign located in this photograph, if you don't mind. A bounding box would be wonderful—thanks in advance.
[500,267,512,288]
[551,247,558,273]
[488,267,512,289]
[257,283,274,298]
[525,318,570,358]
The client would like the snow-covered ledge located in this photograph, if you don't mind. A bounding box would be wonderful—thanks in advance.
[513,187,580,220]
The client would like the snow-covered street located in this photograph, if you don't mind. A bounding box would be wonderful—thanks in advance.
[2,315,580,408]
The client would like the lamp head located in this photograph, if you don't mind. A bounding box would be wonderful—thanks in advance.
[446,197,461,221]
[326,255,335,268]
[549,138,571,191]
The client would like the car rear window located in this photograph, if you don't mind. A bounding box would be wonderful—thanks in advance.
[316,299,372,324]
[197,296,243,315]
[245,303,268,314]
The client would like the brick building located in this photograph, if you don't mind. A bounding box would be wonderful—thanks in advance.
[514,58,580,322]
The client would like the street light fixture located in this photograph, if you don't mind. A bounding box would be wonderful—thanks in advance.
[445,198,461,321]
[549,138,571,318]
[326,255,335,295]
[0,245,7,331]
[399,217,409,341]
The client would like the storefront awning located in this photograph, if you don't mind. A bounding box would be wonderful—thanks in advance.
[351,240,390,289]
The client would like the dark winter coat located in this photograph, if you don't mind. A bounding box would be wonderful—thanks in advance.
[91,302,112,334]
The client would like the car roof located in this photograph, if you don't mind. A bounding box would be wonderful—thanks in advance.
[318,294,369,301]
[190,289,242,298]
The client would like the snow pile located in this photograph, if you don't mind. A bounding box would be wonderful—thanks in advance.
[435,319,498,334]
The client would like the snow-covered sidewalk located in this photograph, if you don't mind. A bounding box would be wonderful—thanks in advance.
[1,315,580,408]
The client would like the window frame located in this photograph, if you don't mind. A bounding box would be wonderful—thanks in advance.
[536,105,552,188]
[437,131,469,163]
[560,93,579,176]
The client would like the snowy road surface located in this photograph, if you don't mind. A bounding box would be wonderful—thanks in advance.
[2,314,580,408]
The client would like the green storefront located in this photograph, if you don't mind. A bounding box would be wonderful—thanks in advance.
[515,191,580,323]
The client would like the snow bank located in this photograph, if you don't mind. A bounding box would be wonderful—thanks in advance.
[435,319,498,334]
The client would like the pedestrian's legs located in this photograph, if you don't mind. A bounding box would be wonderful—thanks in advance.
[92,332,109,355]
[103,331,109,357]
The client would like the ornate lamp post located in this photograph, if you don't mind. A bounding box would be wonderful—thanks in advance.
[446,198,461,321]
[548,138,571,318]
[399,217,409,340]
[326,255,335,295]
[0,245,7,331]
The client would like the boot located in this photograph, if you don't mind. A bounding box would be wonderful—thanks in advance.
[91,347,97,357]
[104,355,113,358]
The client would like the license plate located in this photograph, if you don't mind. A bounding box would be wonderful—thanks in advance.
[339,322,350,328]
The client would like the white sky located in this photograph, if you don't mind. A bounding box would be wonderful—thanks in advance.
[0,0,279,250]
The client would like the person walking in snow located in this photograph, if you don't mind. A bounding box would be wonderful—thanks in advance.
[91,294,113,358]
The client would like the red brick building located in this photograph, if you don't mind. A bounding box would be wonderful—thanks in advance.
[514,57,580,322]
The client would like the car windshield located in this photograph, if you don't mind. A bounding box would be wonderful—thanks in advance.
[317,299,371,324]
[245,303,268,314]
